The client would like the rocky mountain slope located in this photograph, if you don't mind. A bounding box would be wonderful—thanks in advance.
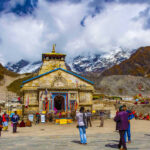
[102,46,150,77]
[0,64,21,101]
[0,63,18,82]
[94,75,150,97]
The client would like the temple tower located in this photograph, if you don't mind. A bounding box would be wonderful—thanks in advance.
[39,44,67,75]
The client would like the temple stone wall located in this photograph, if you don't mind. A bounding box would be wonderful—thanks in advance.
[23,106,39,115]
[39,60,67,75]
[79,92,93,104]
[23,91,38,105]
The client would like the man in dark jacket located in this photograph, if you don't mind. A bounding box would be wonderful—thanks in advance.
[86,110,92,127]
[114,106,129,150]
[11,111,19,133]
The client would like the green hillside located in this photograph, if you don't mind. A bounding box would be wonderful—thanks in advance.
[7,74,34,95]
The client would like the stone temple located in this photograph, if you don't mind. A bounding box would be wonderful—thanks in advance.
[21,45,95,115]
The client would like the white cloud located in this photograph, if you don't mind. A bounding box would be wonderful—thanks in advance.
[0,0,150,64]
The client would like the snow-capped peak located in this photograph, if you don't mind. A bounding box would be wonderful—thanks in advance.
[5,48,134,74]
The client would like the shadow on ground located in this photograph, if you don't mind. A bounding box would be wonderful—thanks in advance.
[71,140,81,144]
[105,143,118,149]
[108,140,118,143]
[144,134,150,136]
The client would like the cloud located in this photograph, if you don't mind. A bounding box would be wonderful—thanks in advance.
[65,3,150,55]
[0,0,150,64]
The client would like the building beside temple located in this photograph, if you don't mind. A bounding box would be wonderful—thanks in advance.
[21,45,94,115]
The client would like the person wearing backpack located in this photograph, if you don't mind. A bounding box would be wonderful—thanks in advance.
[76,107,87,144]
[114,106,129,150]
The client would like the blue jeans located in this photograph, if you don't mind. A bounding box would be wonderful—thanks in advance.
[124,123,131,142]
[79,126,87,144]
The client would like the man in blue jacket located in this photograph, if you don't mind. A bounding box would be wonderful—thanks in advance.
[123,105,134,143]
[114,106,129,150]
[11,111,19,133]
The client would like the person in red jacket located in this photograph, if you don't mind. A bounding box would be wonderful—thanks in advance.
[2,112,9,131]
[146,114,150,120]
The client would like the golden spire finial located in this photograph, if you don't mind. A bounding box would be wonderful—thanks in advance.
[52,44,56,53]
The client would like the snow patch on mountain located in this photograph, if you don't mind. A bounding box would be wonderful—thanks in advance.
[5,59,42,74]
[70,47,133,73]
[18,61,42,74]
[5,48,134,74]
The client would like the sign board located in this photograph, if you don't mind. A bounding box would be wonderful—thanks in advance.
[41,114,45,123]
[28,114,34,122]
[60,119,67,125]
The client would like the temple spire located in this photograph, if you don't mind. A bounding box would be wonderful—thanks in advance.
[52,44,56,53]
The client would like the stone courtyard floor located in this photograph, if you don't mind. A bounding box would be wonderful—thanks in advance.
[0,119,150,150]
[0,132,150,150]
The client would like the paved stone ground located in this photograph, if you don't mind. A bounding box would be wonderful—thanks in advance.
[0,132,150,150]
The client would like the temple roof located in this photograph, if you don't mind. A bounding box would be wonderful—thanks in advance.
[22,68,94,85]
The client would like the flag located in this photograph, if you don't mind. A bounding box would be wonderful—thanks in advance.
[75,101,78,110]
[45,89,48,95]
[76,80,78,87]
[44,89,48,101]
[50,92,53,110]
[54,107,58,115]
[25,96,29,108]
[45,100,48,110]
[18,97,21,101]
[40,91,43,101]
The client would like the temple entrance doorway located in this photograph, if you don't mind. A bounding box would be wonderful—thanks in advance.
[54,95,65,111]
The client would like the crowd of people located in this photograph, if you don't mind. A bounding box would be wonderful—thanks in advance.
[134,99,149,105]
[0,106,137,150]
[134,112,150,120]
[0,111,20,136]
[76,105,135,150]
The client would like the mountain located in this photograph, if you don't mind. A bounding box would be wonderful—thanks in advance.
[5,60,42,74]
[102,46,150,77]
[94,75,150,97]
[69,48,133,73]
[0,63,18,81]
[5,48,133,74]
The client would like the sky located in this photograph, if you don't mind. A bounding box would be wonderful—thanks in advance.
[0,0,150,64]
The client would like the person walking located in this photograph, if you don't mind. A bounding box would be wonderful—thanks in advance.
[123,105,134,144]
[86,110,92,127]
[0,115,3,136]
[114,106,129,150]
[76,107,87,144]
[11,111,19,133]
[100,110,105,127]
[2,112,9,131]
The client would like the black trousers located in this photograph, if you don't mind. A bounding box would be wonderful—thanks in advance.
[119,130,127,149]
[13,123,17,133]
[87,117,92,127]
[100,117,104,127]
